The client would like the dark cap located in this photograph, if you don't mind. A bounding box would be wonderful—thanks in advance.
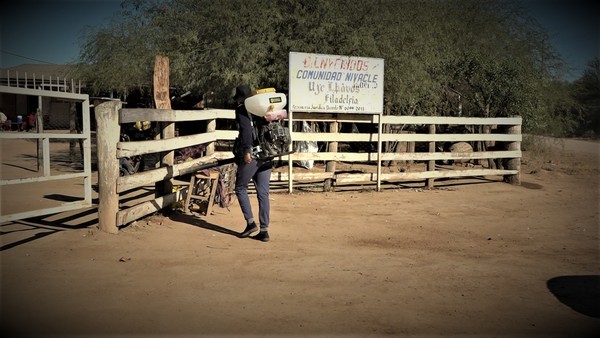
[233,85,252,101]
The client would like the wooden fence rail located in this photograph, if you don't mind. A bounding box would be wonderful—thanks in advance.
[95,101,521,232]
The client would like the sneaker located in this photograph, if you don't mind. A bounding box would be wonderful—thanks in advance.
[253,231,270,242]
[239,223,258,238]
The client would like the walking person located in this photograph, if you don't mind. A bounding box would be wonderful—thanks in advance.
[16,115,23,131]
[233,84,272,242]
[0,108,8,130]
[27,111,36,131]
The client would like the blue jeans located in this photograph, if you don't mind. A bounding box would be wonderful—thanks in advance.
[235,159,272,230]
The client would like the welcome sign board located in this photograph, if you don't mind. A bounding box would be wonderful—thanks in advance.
[289,52,384,114]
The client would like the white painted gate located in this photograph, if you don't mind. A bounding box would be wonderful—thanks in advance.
[0,85,93,223]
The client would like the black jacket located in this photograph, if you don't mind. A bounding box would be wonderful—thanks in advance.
[235,103,257,156]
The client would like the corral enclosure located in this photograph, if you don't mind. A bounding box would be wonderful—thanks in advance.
[95,100,521,232]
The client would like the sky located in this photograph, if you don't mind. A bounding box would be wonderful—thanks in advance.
[0,0,598,82]
[523,0,598,81]
[0,0,122,67]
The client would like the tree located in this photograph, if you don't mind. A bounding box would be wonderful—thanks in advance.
[571,58,600,136]
[75,1,160,98]
[74,0,571,135]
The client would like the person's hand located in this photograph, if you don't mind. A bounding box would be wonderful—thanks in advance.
[244,152,252,164]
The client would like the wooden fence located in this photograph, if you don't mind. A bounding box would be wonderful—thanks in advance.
[95,101,521,233]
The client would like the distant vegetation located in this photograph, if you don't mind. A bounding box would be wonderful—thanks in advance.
[74,0,599,138]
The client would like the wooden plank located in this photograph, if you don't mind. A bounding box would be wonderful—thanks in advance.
[120,109,176,123]
[291,132,521,143]
[284,114,522,126]
[0,201,91,224]
[117,131,219,157]
[380,115,522,126]
[117,153,234,193]
[119,108,236,124]
[0,172,88,186]
[214,130,238,141]
[293,112,375,123]
[117,191,180,226]
[0,85,88,101]
[0,132,89,140]
[291,152,369,162]
[288,150,521,162]
[271,171,335,181]
[335,169,519,184]
[384,132,522,142]
[291,132,376,142]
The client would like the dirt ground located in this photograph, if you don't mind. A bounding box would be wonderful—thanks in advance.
[1,137,599,337]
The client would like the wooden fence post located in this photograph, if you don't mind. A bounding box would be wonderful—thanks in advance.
[95,100,122,234]
[36,101,43,172]
[153,55,174,199]
[69,102,78,164]
[376,114,383,192]
[483,124,495,169]
[504,123,521,185]
[408,136,415,166]
[426,124,436,188]
[206,118,216,156]
[324,115,338,192]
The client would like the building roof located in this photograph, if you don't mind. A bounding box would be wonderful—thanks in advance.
[0,64,77,80]
[0,64,86,91]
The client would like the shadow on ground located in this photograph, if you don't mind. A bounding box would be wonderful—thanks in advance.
[547,275,600,318]
[169,212,241,238]
[0,206,99,251]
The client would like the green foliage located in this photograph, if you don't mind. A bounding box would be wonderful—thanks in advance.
[74,0,592,136]
[570,58,600,137]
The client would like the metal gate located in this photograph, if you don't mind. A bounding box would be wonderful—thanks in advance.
[0,85,92,223]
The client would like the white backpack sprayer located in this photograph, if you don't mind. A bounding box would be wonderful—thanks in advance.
[242,88,293,160]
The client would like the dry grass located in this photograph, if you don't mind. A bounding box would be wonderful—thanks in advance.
[522,134,598,175]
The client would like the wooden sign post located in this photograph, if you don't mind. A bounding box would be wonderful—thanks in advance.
[153,55,175,199]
